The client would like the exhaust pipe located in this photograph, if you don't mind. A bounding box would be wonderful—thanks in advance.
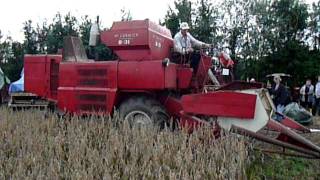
[89,16,100,47]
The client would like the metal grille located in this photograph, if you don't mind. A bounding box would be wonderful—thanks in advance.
[77,69,108,87]
[78,94,106,102]
[78,79,108,87]
[78,104,107,111]
[77,94,107,111]
[50,60,60,96]
[78,69,107,76]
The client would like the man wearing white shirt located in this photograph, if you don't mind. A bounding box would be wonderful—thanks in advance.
[173,22,210,73]
[300,79,314,112]
[173,22,209,54]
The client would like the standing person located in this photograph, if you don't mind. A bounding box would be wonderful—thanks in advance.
[300,79,314,112]
[270,75,288,120]
[173,22,210,72]
[314,76,320,115]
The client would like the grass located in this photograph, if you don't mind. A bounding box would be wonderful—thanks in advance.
[0,107,319,179]
[246,152,320,180]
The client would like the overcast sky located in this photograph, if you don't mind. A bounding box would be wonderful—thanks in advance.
[0,0,318,42]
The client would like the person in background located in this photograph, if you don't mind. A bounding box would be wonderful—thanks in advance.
[314,76,320,115]
[270,75,288,120]
[300,79,314,112]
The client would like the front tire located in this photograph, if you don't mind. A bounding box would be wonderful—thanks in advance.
[119,96,169,129]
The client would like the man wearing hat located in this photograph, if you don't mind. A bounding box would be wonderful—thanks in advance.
[173,22,210,72]
[270,75,288,121]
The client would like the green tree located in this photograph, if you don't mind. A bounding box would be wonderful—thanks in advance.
[79,15,92,48]
[23,20,38,54]
[46,13,79,54]
[120,8,132,21]
[246,0,318,85]
[0,36,24,81]
[162,0,193,36]
[35,21,49,53]
[79,16,116,60]
[309,1,320,51]
[193,0,217,43]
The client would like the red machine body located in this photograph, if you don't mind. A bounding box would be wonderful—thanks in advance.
[118,61,177,89]
[24,19,210,115]
[24,55,61,101]
[57,61,118,113]
[23,19,320,158]
[100,20,173,61]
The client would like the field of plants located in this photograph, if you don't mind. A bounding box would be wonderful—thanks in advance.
[0,107,319,179]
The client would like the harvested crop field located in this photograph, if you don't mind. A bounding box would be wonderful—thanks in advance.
[0,107,319,179]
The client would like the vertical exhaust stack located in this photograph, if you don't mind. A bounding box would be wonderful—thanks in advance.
[89,16,100,47]
[89,16,100,60]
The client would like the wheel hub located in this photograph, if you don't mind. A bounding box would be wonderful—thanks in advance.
[124,110,152,127]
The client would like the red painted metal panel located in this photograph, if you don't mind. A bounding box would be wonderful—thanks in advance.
[108,20,172,38]
[58,88,117,115]
[100,19,173,61]
[193,55,212,90]
[268,116,311,133]
[118,60,166,89]
[267,120,320,154]
[147,29,172,60]
[57,61,118,114]
[280,116,310,133]
[57,87,76,112]
[24,55,48,96]
[161,96,183,117]
[24,55,62,101]
[76,62,118,88]
[177,67,193,89]
[181,91,257,119]
[164,64,177,89]
[58,63,77,88]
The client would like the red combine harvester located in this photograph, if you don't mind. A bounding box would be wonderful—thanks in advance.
[23,19,320,158]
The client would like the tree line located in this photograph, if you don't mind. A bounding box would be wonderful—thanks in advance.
[163,0,320,86]
[0,13,115,81]
[0,0,320,86]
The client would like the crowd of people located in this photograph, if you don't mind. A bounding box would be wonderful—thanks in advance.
[268,75,320,117]
[299,76,320,115]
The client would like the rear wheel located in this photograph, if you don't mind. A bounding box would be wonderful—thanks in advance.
[119,96,169,129]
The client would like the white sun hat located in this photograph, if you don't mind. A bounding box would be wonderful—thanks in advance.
[180,22,190,30]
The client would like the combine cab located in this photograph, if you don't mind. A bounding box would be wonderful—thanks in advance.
[23,19,320,158]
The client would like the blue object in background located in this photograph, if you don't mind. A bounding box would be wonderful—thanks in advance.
[9,68,24,93]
